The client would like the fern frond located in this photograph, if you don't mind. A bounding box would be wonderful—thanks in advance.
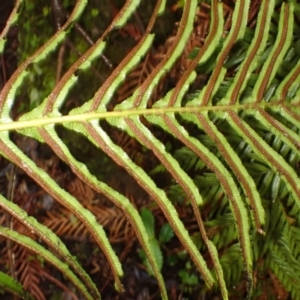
[0,225,94,299]
[0,270,33,300]
[1,0,300,298]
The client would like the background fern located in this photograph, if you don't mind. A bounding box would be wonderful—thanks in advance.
[0,0,300,299]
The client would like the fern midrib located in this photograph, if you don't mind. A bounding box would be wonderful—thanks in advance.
[132,0,192,108]
[0,225,94,300]
[83,121,215,287]
[155,113,232,298]
[37,125,168,299]
[227,110,300,203]
[159,112,252,273]
[257,108,300,151]
[197,113,265,232]
[168,0,223,107]
[280,68,300,100]
[254,3,293,103]
[0,0,21,42]
[43,0,148,115]
[88,0,164,111]
[0,194,100,298]
[0,0,86,116]
[228,0,272,105]
[201,0,249,106]
[0,101,295,132]
[0,134,124,292]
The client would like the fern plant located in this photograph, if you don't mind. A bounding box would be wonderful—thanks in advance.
[1,0,300,299]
